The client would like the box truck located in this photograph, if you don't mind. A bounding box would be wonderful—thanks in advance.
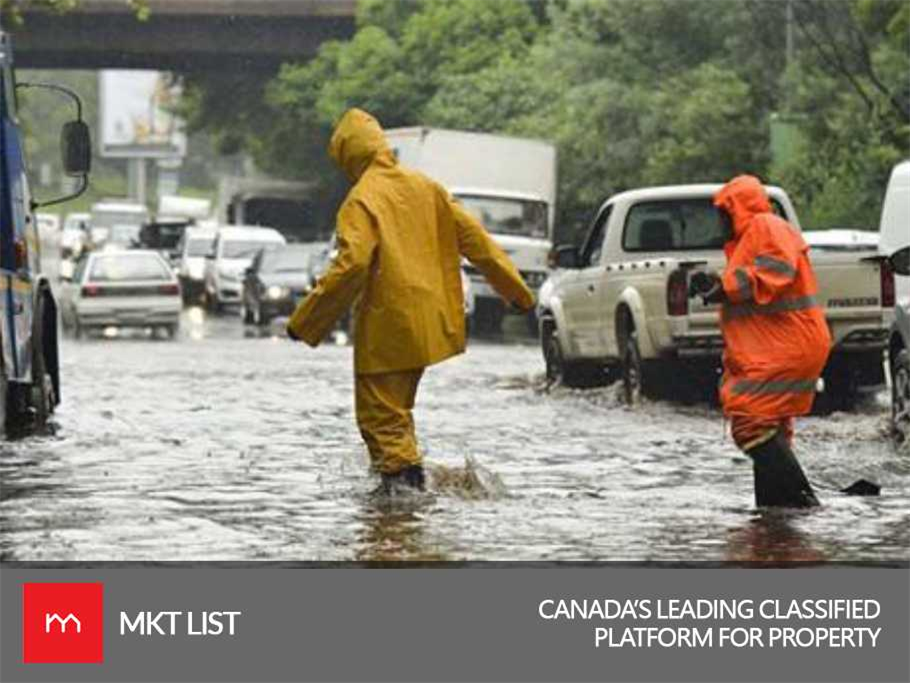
[385,127,556,333]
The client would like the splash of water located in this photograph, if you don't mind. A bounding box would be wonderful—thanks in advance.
[427,456,508,500]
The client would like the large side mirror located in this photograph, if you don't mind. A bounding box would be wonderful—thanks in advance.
[62,120,92,176]
[550,244,579,269]
[18,82,91,209]
[889,246,910,277]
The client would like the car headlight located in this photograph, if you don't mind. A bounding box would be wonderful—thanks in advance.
[266,285,290,300]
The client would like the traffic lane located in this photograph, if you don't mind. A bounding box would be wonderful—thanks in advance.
[0,308,905,562]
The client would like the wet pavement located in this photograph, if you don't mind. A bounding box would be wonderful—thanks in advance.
[1,308,908,562]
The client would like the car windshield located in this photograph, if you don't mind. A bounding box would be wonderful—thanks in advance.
[108,224,141,245]
[261,250,312,274]
[222,240,279,259]
[458,195,548,239]
[91,210,148,230]
[187,237,214,257]
[64,216,89,232]
[623,197,787,251]
[89,254,170,282]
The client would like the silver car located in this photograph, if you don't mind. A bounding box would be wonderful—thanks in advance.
[61,250,182,339]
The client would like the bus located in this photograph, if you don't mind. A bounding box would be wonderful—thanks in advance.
[0,24,90,434]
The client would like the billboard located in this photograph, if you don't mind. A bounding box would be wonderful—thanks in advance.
[98,70,187,159]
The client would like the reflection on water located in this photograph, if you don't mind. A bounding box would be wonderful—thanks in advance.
[0,307,906,562]
[725,512,827,563]
[356,498,447,563]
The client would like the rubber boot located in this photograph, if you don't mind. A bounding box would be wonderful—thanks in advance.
[380,464,426,494]
[746,431,819,508]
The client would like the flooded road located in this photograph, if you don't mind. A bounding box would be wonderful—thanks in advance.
[1,309,907,562]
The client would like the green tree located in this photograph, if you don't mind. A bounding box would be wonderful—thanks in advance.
[179,0,908,236]
[770,0,908,228]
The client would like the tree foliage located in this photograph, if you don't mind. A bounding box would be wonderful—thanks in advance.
[1,0,148,25]
[182,0,909,238]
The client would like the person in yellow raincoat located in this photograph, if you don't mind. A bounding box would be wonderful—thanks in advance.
[287,109,535,492]
[690,175,830,508]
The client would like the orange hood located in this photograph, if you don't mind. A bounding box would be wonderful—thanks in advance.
[328,108,396,183]
[713,175,772,239]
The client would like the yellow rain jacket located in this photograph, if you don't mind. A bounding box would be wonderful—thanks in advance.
[288,109,535,374]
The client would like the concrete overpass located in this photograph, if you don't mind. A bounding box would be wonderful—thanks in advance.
[12,0,357,72]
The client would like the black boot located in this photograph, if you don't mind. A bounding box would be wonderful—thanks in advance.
[380,464,426,494]
[746,431,819,508]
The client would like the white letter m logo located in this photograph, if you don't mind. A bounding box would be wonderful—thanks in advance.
[45,613,81,634]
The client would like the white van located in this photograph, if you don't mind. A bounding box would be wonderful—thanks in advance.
[880,161,910,443]
[879,160,910,302]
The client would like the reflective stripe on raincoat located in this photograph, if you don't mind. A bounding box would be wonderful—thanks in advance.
[713,175,831,418]
[288,108,534,374]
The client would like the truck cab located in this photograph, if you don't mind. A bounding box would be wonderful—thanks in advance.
[453,187,551,331]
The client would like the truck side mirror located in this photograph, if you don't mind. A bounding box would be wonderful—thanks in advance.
[62,120,92,177]
[18,81,92,209]
[550,244,579,269]
[889,246,910,276]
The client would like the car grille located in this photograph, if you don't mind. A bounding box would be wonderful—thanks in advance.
[520,270,548,288]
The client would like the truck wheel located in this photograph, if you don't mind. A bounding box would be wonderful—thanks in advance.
[818,360,859,413]
[542,323,598,388]
[525,309,539,338]
[0,370,7,438]
[892,349,910,445]
[472,299,504,335]
[241,301,254,324]
[544,330,567,386]
[31,296,56,428]
[621,332,644,405]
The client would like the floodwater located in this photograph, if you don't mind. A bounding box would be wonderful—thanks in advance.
[0,309,907,562]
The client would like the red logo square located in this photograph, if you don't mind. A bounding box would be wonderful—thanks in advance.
[22,583,104,664]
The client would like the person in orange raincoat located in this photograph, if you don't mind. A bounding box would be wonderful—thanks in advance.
[287,109,535,493]
[689,175,831,507]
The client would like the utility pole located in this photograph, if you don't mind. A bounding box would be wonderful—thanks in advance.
[128,158,148,206]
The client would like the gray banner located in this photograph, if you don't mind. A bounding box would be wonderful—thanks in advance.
[1,566,908,683]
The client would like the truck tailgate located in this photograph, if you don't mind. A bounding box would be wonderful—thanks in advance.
[811,251,892,348]
[670,252,892,352]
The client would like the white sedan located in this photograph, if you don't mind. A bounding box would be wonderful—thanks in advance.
[61,250,182,339]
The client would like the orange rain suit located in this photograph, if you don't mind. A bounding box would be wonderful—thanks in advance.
[713,176,831,451]
[288,109,535,474]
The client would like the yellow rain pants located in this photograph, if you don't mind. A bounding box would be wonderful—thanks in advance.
[355,369,424,474]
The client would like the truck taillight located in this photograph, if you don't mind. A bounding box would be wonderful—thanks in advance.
[667,269,689,316]
[158,283,180,296]
[881,259,895,308]
[81,284,100,298]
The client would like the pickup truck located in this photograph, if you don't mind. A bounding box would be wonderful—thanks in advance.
[537,184,895,407]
